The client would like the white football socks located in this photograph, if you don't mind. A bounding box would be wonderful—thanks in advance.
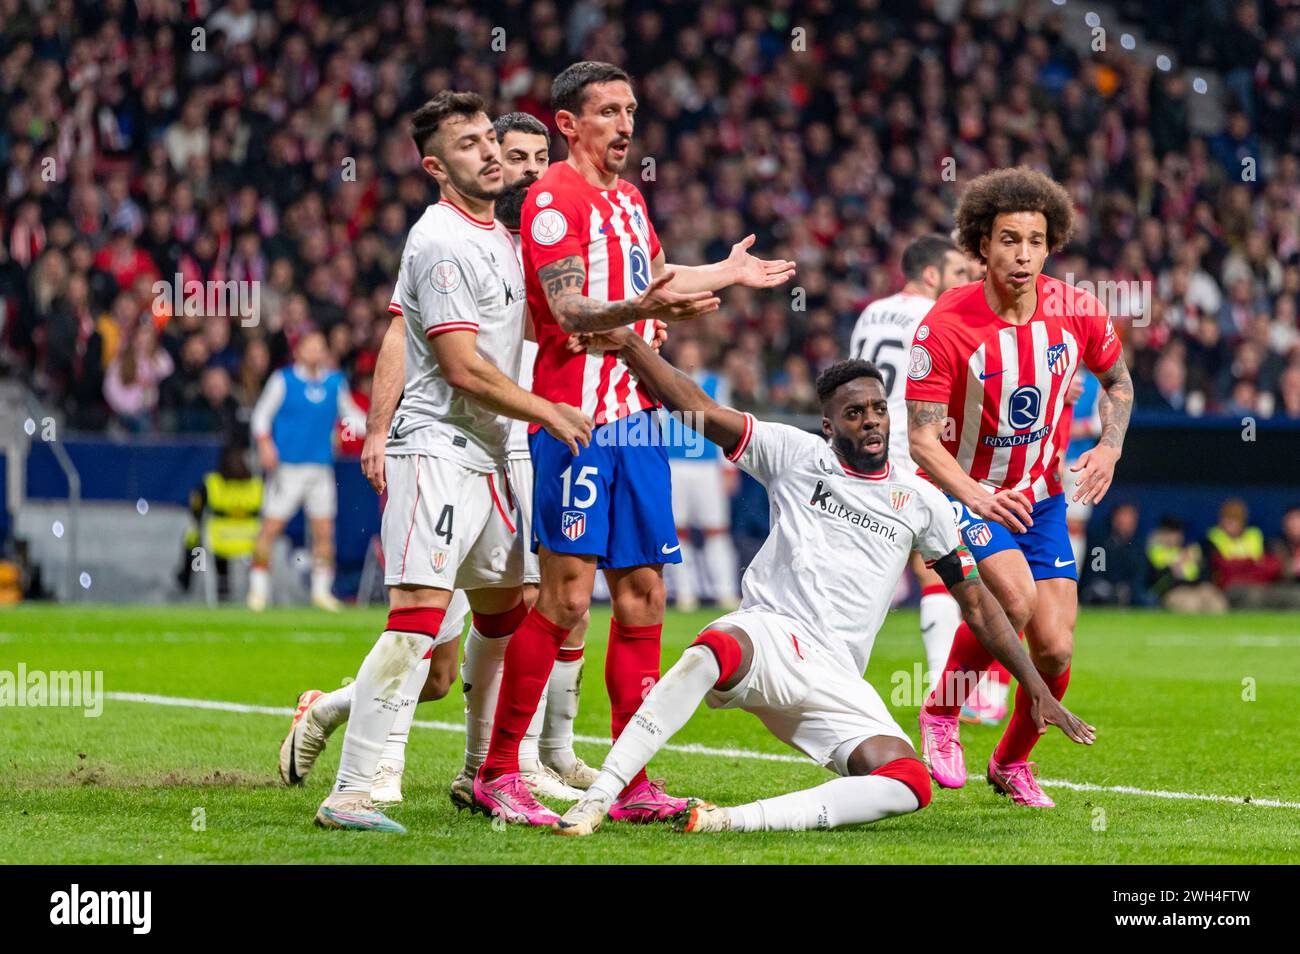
[249,566,270,603]
[919,590,961,694]
[461,624,510,773]
[332,628,433,794]
[376,652,430,773]
[540,653,584,773]
[519,690,547,774]
[669,540,700,609]
[587,646,719,803]
[311,683,354,734]
[727,775,920,831]
[703,533,738,603]
[310,562,334,601]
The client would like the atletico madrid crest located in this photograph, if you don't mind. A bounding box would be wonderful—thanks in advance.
[561,510,586,542]
[1045,343,1069,376]
[889,488,912,512]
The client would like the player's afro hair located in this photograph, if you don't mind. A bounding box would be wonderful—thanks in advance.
[815,359,885,406]
[552,61,632,117]
[493,111,550,143]
[954,166,1075,264]
[410,90,487,158]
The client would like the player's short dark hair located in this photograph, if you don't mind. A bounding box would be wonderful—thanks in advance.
[954,166,1075,264]
[552,61,632,117]
[902,234,958,281]
[493,111,549,144]
[410,90,487,158]
[815,359,885,406]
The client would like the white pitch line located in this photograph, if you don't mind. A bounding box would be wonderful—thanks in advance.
[104,692,1300,810]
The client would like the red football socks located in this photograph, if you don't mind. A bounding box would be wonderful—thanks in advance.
[994,666,1071,765]
[923,621,996,716]
[479,608,570,780]
[606,619,662,794]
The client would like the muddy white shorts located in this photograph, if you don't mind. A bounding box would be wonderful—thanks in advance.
[382,453,522,590]
[263,463,337,521]
[507,455,539,585]
[703,608,910,772]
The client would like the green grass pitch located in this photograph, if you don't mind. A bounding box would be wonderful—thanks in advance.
[1,605,1296,864]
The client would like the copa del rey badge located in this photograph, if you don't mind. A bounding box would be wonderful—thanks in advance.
[561,510,586,541]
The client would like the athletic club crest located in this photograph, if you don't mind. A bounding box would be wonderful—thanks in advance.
[1045,343,1069,376]
[967,523,992,548]
[889,488,912,512]
[431,548,449,573]
[561,510,586,541]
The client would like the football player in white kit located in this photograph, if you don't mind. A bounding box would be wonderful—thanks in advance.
[850,234,970,694]
[555,334,1093,836]
[277,112,599,808]
[311,91,592,833]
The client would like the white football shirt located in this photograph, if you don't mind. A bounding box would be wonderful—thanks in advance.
[727,415,964,676]
[848,291,935,471]
[386,200,526,471]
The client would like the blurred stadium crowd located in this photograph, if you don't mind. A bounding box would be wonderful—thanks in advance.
[0,0,1298,607]
[3,0,1300,438]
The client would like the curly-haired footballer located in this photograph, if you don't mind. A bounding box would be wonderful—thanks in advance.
[906,166,1134,807]
[552,338,1094,837]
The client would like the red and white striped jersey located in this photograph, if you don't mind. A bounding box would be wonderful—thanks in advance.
[520,161,662,428]
[904,274,1121,504]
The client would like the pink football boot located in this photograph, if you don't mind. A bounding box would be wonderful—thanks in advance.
[472,770,561,826]
[918,709,967,788]
[987,757,1055,807]
[608,778,692,823]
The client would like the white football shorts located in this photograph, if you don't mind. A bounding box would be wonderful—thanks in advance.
[382,453,522,590]
[703,608,910,772]
[669,459,729,530]
[507,454,540,585]
[263,462,337,521]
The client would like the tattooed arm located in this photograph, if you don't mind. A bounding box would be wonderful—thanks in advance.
[538,255,721,335]
[1070,355,1133,505]
[907,398,1035,533]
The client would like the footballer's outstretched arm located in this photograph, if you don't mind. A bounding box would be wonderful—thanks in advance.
[605,329,749,455]
[907,398,1034,533]
[1071,355,1133,505]
[649,240,795,294]
[538,255,720,334]
[431,330,593,455]
[937,564,1096,745]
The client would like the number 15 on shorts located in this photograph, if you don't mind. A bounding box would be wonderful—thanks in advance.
[560,465,598,542]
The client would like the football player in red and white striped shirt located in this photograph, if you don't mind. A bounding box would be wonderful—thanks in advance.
[905,167,1134,807]
[472,61,796,826]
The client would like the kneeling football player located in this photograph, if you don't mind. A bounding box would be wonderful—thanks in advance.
[555,333,1095,836]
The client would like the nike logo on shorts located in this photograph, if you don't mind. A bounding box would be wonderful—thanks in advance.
[661,543,681,555]
[1054,557,1075,567]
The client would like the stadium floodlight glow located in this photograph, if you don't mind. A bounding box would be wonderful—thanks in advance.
[1156,54,1172,71]
[1120,34,1135,50]
[1193,77,1208,94]
[1085,12,1100,27]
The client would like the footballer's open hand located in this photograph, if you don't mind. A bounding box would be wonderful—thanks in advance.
[635,270,720,323]
[566,326,636,354]
[1031,691,1096,745]
[543,402,594,456]
[727,234,796,288]
[967,487,1034,534]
